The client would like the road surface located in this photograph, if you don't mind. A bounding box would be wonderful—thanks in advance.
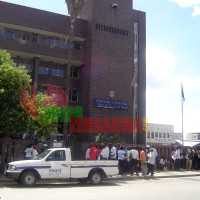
[0,176,200,200]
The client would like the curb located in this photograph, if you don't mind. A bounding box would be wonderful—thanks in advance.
[108,173,200,181]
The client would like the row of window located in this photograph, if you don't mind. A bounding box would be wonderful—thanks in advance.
[37,86,78,102]
[0,27,84,50]
[12,58,79,78]
[95,24,130,36]
[147,132,170,139]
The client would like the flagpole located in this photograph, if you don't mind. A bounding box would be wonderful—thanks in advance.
[181,83,184,146]
[182,95,184,146]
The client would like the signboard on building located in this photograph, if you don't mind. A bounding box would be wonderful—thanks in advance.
[94,99,128,110]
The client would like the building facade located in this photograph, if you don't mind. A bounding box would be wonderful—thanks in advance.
[147,123,182,146]
[0,0,146,145]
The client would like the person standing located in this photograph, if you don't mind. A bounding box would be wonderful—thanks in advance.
[110,144,117,160]
[129,147,139,176]
[32,145,38,159]
[89,144,97,160]
[186,148,193,170]
[86,145,91,160]
[24,145,32,160]
[118,146,125,175]
[174,146,181,170]
[100,143,109,160]
[140,147,147,176]
[147,148,156,176]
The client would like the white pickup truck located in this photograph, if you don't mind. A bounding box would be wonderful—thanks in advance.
[4,148,118,186]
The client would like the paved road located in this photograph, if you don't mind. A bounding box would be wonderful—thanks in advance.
[0,176,200,200]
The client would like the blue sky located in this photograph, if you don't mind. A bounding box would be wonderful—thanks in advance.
[1,0,200,137]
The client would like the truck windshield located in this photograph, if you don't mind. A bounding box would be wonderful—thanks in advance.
[34,150,51,160]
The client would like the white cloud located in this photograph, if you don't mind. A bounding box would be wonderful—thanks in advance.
[192,6,200,16]
[169,0,200,7]
[169,0,200,16]
[146,45,200,135]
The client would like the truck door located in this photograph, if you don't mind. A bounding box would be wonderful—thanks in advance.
[42,150,70,179]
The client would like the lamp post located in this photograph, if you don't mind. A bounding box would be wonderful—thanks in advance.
[64,0,88,146]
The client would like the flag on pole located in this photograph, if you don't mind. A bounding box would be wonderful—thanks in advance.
[181,83,185,102]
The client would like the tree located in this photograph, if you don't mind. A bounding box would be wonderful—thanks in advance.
[0,50,57,138]
[0,50,32,137]
[95,133,123,144]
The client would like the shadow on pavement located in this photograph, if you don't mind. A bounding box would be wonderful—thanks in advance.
[0,181,121,189]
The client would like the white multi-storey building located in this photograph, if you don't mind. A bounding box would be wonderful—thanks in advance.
[146,123,182,146]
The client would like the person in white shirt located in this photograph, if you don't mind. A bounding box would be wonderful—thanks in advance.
[24,145,32,160]
[147,148,156,176]
[32,145,38,159]
[85,145,91,160]
[174,146,181,170]
[129,147,139,176]
[100,144,109,160]
[110,144,117,160]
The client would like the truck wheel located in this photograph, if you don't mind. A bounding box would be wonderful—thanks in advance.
[89,171,102,184]
[77,178,88,184]
[21,171,37,187]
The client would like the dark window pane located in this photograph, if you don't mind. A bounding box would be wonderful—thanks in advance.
[5,31,13,38]
[47,38,54,46]
[22,34,30,41]
[39,67,49,74]
[55,39,64,47]
[13,33,21,40]
[39,38,47,45]
[0,30,4,37]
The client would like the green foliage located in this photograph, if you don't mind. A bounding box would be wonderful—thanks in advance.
[0,49,57,138]
[95,133,123,144]
[0,50,31,137]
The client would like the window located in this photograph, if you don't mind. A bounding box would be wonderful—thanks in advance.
[13,32,21,40]
[22,33,30,41]
[51,64,65,76]
[151,132,154,139]
[167,133,169,138]
[18,59,33,72]
[39,66,49,74]
[74,43,84,51]
[5,29,13,39]
[163,133,166,138]
[12,58,17,67]
[37,85,47,94]
[31,33,38,43]
[70,67,79,78]
[69,89,78,102]
[159,132,162,138]
[46,150,66,161]
[47,36,54,46]
[0,27,3,37]
[155,132,158,138]
[147,132,150,138]
[39,36,47,45]
[55,38,64,48]
[52,69,64,76]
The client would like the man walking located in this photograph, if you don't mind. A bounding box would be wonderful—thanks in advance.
[118,146,125,175]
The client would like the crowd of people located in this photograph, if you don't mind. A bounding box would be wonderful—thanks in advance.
[171,146,200,171]
[85,143,158,177]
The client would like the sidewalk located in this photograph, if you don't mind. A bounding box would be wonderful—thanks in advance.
[109,170,200,181]
[1,170,200,184]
